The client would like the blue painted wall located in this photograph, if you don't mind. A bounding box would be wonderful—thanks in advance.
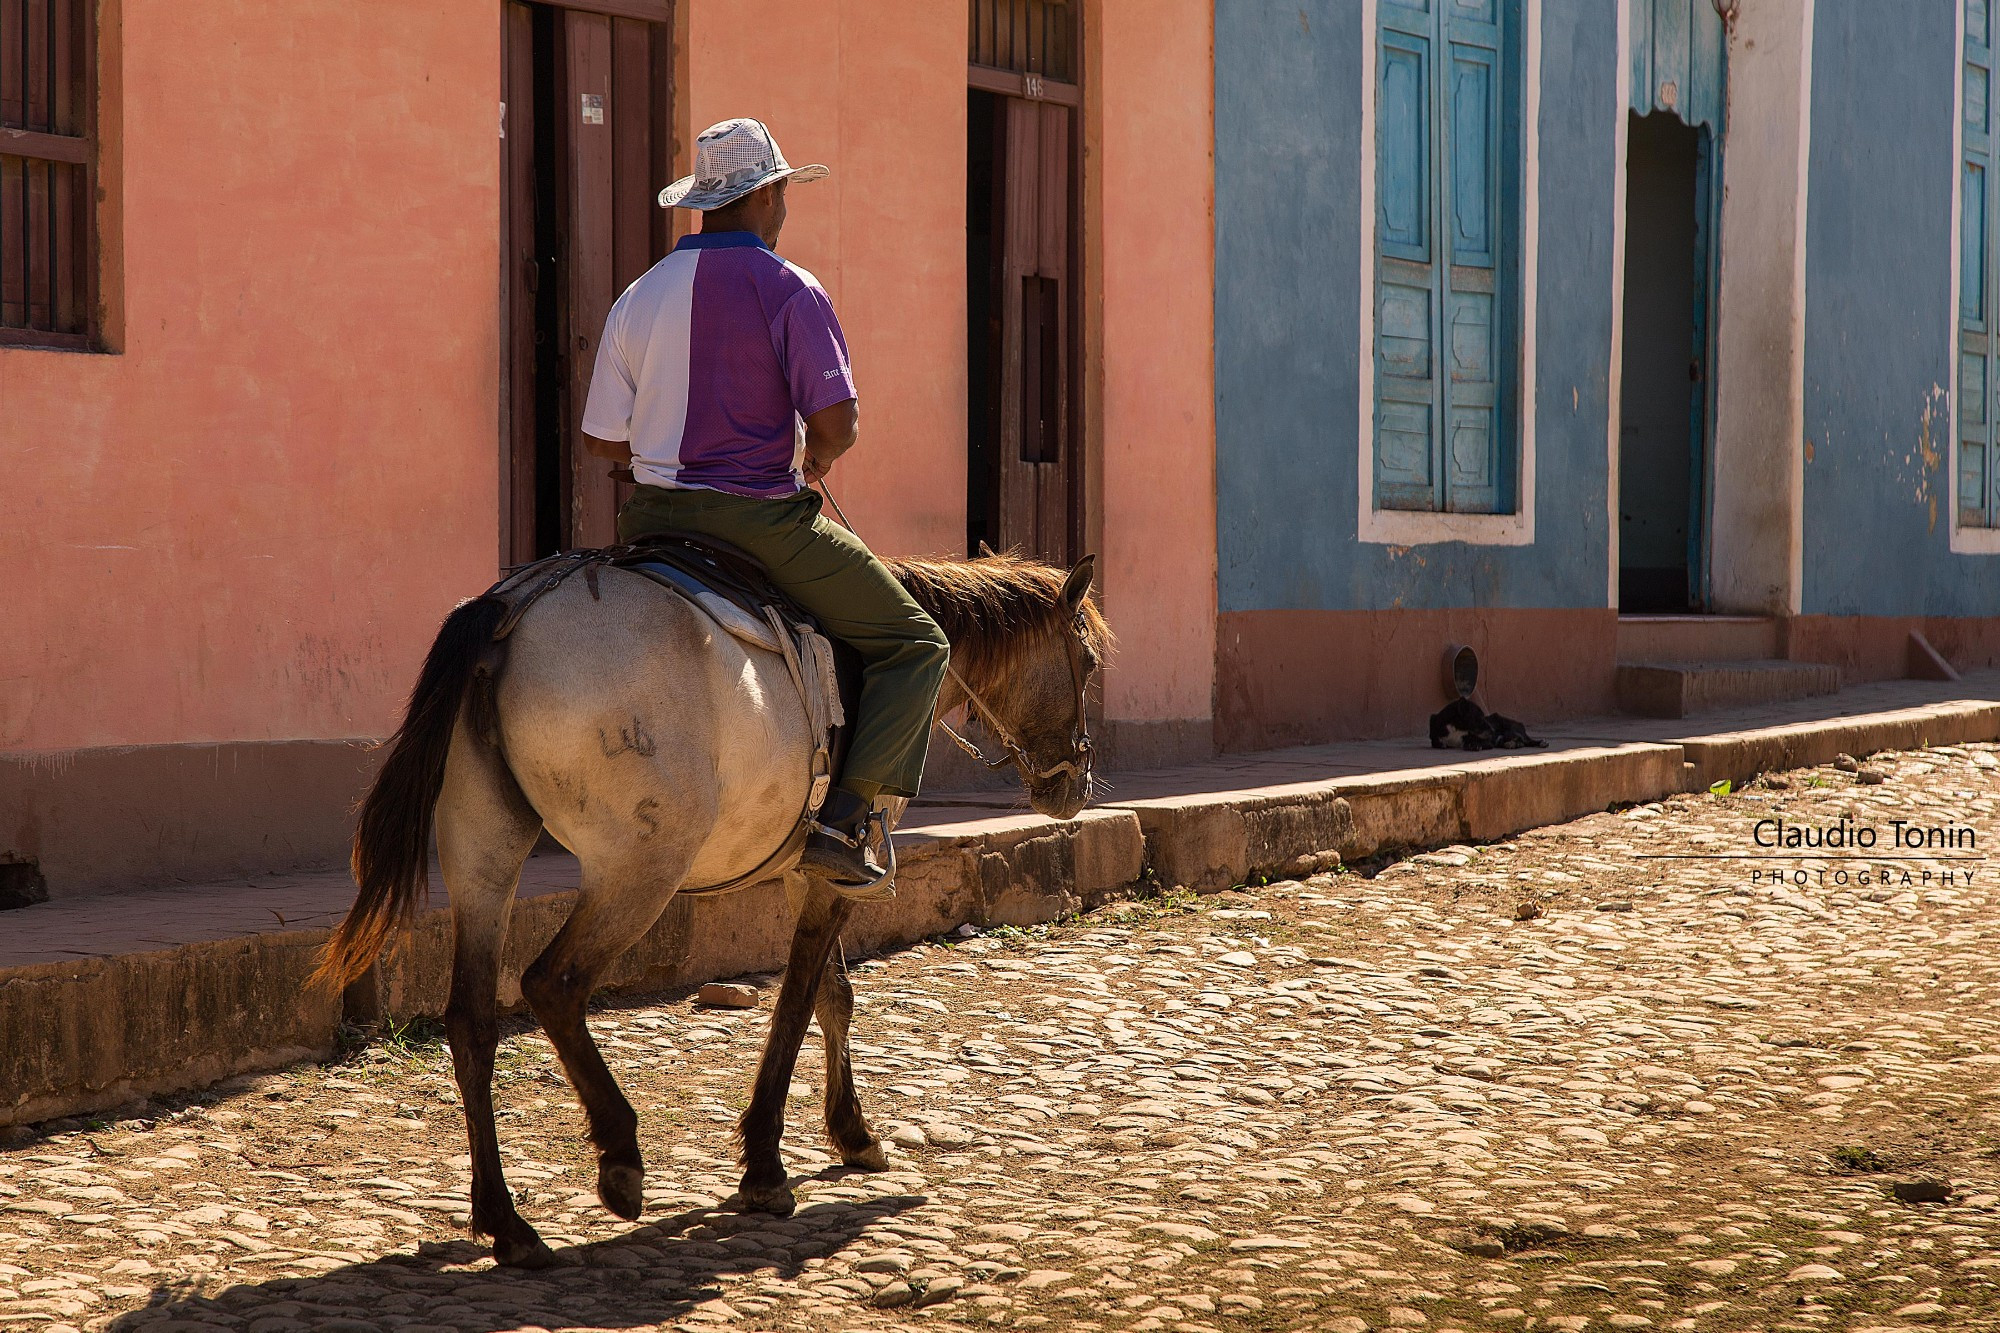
[1213,0,1619,614]
[1803,0,2000,617]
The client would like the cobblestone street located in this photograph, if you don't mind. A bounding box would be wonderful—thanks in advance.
[6,744,2000,1333]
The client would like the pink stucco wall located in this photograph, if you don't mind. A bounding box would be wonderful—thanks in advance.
[1092,1,1218,727]
[3,0,1215,760]
[684,0,968,562]
[0,0,501,754]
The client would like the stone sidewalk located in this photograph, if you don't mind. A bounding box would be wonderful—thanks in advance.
[6,740,2000,1331]
[3,675,1998,1129]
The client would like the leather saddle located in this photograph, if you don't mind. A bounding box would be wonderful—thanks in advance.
[482,532,873,897]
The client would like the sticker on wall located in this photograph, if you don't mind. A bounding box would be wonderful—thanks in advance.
[581,93,605,126]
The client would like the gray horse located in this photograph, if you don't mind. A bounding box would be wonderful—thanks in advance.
[313,550,1107,1268]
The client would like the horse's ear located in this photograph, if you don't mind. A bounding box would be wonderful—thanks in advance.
[1061,554,1097,611]
[976,540,997,559]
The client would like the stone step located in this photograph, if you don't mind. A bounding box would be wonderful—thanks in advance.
[1616,659,1844,719]
[1616,614,1781,663]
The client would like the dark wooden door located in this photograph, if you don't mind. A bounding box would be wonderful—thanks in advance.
[969,92,1076,565]
[501,1,539,566]
[998,97,1073,562]
[502,1,673,562]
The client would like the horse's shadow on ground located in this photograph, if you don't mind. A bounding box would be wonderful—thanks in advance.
[105,1174,926,1332]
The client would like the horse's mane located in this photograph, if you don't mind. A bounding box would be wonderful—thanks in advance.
[887,552,1111,692]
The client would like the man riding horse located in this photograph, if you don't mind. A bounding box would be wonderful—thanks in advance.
[314,117,1107,1264]
[580,117,948,887]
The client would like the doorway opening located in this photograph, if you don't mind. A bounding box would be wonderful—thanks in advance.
[502,1,674,565]
[967,89,1003,559]
[1618,109,1715,613]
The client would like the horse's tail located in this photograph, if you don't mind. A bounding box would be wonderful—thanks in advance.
[312,595,509,994]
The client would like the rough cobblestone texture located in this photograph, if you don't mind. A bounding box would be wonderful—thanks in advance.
[4,743,2000,1331]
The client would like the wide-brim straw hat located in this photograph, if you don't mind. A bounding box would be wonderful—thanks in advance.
[659,117,829,211]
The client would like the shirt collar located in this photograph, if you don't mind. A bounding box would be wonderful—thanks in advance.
[674,231,770,251]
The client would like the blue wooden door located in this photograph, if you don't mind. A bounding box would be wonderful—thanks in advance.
[1375,0,1518,513]
[1965,0,1997,528]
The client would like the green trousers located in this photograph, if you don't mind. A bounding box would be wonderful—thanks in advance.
[617,484,949,801]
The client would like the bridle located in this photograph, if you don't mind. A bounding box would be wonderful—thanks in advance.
[936,609,1095,786]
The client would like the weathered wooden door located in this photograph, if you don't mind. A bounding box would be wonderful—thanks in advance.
[967,0,1080,565]
[995,97,1073,561]
[502,1,673,564]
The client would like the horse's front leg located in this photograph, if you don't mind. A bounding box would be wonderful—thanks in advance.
[817,941,887,1169]
[737,879,853,1214]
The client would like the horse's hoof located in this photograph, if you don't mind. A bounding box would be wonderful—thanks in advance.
[598,1161,645,1222]
[841,1142,890,1171]
[493,1228,557,1270]
[738,1173,797,1217]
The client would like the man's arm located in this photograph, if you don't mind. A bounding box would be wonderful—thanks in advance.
[584,433,633,465]
[802,398,858,483]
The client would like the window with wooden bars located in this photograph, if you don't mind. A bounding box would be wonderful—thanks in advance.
[1,0,95,349]
[1373,0,1523,514]
[970,0,1075,83]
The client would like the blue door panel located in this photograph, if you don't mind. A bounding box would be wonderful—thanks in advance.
[1448,405,1498,500]
[1449,289,1495,383]
[1378,403,1438,503]
[1631,0,1723,131]
[1379,37,1432,262]
[1378,276,1435,381]
[1687,8,1725,128]
[1449,51,1497,266]
[1965,442,1989,528]
[1967,165,1988,328]
[1651,0,1691,115]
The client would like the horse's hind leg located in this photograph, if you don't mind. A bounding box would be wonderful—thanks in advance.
[781,874,885,1170]
[520,858,694,1224]
[436,723,551,1268]
[739,878,853,1214]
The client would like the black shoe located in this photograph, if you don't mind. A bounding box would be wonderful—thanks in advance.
[800,789,886,887]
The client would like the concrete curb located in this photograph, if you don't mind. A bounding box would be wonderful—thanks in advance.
[0,811,1145,1128]
[4,700,1996,1127]
[1104,744,1687,893]
[1677,700,2000,789]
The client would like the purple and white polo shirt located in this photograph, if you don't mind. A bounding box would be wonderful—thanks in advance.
[582,231,857,498]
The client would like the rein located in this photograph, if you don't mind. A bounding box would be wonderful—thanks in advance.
[936,631,1092,783]
[817,480,1094,787]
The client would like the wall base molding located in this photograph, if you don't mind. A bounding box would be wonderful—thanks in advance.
[1784,615,2000,683]
[1217,607,1619,750]
[0,740,381,901]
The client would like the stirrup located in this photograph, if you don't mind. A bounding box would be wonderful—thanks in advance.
[806,807,898,902]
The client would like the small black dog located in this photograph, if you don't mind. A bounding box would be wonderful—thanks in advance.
[1428,697,1547,751]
